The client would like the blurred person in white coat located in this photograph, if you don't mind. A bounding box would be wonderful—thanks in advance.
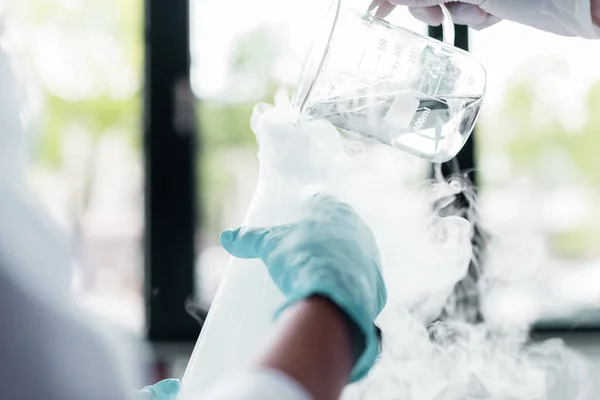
[0,46,157,399]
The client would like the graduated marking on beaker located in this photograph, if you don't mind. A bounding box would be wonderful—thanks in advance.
[388,43,412,82]
[432,78,442,99]
[375,37,395,78]
[389,44,402,73]
[407,48,418,64]
[453,67,461,79]
[357,39,385,76]
[467,76,475,96]
[377,38,387,53]
[431,61,446,98]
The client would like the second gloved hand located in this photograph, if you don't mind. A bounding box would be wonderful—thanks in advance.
[383,0,600,39]
[137,379,180,400]
[220,194,387,382]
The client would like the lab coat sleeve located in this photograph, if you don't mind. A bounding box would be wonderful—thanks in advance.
[0,183,144,400]
[0,265,139,400]
[203,368,313,400]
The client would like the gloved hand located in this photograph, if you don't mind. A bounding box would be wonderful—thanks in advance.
[220,193,387,382]
[137,379,180,400]
[380,0,600,39]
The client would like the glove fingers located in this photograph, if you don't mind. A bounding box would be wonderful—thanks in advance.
[389,0,482,5]
[409,5,444,25]
[408,3,489,27]
[373,1,397,18]
[471,14,502,30]
[388,0,447,6]
[446,3,489,26]
[221,227,270,259]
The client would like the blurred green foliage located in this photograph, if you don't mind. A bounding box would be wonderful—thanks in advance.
[23,0,600,258]
[484,79,600,189]
[41,94,141,167]
[548,227,600,260]
[16,0,143,167]
[479,73,600,259]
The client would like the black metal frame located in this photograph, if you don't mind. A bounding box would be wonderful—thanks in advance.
[143,0,201,342]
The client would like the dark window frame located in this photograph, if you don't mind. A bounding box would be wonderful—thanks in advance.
[143,0,202,342]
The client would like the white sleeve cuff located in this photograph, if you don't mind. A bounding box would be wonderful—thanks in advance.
[203,368,313,400]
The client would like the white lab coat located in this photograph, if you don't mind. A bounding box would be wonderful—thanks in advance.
[0,182,142,400]
[204,369,311,400]
[0,49,311,400]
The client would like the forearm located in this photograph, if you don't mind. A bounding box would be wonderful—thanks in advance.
[256,297,355,400]
[593,0,600,27]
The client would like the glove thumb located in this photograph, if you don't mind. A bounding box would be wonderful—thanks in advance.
[220,226,272,259]
[137,379,180,400]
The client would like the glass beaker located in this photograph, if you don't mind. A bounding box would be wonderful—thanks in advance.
[292,0,486,163]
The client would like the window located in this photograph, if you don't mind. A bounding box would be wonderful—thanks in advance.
[472,22,600,327]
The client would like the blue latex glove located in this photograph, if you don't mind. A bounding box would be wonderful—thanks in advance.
[220,194,387,382]
[137,379,180,400]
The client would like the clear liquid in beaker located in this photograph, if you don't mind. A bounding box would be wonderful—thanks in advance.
[305,91,482,162]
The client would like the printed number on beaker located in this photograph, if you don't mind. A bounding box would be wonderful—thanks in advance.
[408,49,418,65]
[378,38,387,53]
